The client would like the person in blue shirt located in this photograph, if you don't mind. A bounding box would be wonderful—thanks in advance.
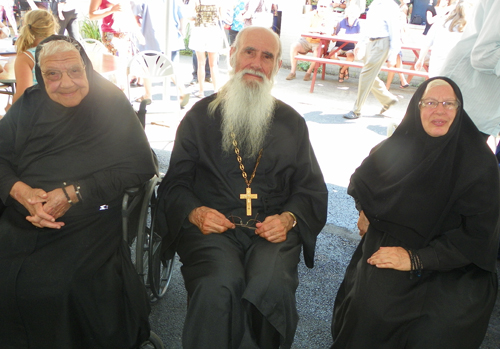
[333,4,361,82]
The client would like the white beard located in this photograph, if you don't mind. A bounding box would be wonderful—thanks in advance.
[210,69,276,159]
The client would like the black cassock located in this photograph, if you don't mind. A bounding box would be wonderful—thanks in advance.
[0,36,157,348]
[156,95,328,348]
[332,77,500,349]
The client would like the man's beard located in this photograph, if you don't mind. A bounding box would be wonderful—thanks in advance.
[209,69,276,159]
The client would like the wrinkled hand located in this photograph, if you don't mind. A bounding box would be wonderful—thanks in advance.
[40,188,72,221]
[357,210,370,237]
[254,213,293,243]
[10,181,63,229]
[189,206,235,235]
[367,246,411,271]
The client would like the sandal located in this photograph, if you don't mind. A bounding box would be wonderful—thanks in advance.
[338,72,345,83]
[344,67,349,80]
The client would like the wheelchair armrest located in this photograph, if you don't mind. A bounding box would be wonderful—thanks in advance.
[124,187,141,197]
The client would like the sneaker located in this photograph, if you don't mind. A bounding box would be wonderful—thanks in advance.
[286,73,296,80]
[379,98,398,115]
[189,78,198,85]
[205,77,212,83]
[343,111,360,119]
[303,73,311,81]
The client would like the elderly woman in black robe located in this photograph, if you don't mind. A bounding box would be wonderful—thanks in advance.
[332,77,500,348]
[0,35,157,348]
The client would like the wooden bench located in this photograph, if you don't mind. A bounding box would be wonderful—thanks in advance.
[295,55,430,93]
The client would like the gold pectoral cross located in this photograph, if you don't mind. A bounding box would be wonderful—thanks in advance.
[240,187,258,216]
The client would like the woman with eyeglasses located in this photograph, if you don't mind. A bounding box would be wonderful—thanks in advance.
[331,77,500,348]
[0,35,157,348]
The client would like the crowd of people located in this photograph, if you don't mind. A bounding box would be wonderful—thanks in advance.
[0,0,499,348]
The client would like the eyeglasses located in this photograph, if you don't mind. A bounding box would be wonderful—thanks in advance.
[41,66,86,81]
[418,99,460,110]
[227,214,261,230]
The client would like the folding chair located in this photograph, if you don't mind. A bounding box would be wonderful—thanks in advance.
[81,38,109,54]
[126,51,180,114]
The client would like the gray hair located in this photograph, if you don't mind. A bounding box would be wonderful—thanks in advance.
[422,79,455,99]
[37,39,82,67]
[231,26,282,76]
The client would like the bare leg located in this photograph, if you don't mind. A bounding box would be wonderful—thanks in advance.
[289,42,305,75]
[196,51,206,96]
[338,52,354,83]
[288,41,308,80]
[142,78,152,100]
[385,64,396,90]
[305,44,321,75]
[207,52,219,92]
[396,55,408,87]
[407,57,417,85]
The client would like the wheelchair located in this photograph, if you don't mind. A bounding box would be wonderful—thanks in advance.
[123,98,175,303]
[122,174,174,303]
[119,99,175,348]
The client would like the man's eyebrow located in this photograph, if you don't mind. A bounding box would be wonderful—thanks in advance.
[242,46,275,58]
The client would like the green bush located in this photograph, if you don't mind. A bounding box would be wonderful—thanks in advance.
[80,18,101,41]
[297,61,322,73]
[180,22,192,55]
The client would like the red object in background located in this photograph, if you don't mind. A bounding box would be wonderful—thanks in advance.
[360,13,367,19]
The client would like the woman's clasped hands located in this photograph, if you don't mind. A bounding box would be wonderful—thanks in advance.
[10,181,73,229]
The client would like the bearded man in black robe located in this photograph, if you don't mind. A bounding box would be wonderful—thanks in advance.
[156,26,328,348]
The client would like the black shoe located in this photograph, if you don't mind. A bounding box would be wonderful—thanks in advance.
[205,77,212,83]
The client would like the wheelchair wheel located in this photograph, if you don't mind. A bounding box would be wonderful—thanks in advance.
[147,177,175,302]
[148,229,175,301]
[140,331,165,349]
[134,176,161,301]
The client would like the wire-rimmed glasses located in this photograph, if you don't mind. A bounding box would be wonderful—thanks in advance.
[418,99,461,110]
[228,214,261,230]
[41,65,86,81]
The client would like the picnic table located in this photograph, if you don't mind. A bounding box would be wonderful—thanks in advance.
[297,33,429,93]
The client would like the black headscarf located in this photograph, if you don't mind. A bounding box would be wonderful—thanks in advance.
[34,35,95,89]
[349,77,500,271]
[0,35,156,211]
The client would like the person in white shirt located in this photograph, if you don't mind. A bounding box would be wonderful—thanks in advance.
[343,0,400,120]
[415,0,472,77]
[439,0,500,138]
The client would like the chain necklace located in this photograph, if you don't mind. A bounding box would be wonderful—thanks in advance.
[231,132,263,216]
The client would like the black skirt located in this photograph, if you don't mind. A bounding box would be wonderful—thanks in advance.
[0,205,151,349]
[331,227,497,349]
